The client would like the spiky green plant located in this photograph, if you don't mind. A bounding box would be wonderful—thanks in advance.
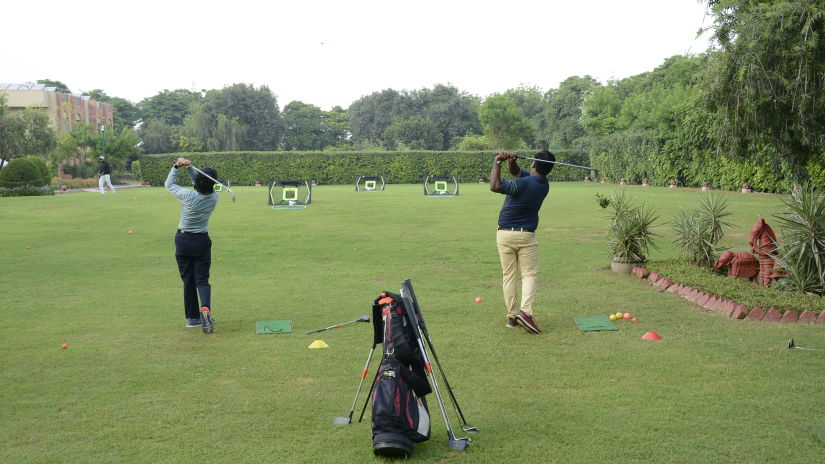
[772,185,825,295]
[605,191,659,263]
[671,194,734,266]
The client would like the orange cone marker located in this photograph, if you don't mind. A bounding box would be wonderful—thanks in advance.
[642,331,662,341]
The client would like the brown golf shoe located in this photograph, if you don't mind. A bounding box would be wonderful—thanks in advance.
[506,317,519,328]
[516,310,541,334]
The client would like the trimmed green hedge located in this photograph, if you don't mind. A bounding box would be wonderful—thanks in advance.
[0,185,54,197]
[137,150,592,186]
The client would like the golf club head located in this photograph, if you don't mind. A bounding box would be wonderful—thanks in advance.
[230,190,236,202]
[448,438,471,451]
[333,416,351,425]
[462,426,479,433]
[357,315,370,322]
[789,339,796,349]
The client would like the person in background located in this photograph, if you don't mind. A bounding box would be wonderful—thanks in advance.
[98,156,116,194]
[164,157,219,333]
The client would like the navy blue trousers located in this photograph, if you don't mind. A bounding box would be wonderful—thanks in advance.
[175,232,212,320]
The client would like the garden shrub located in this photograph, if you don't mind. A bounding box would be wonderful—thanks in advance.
[25,156,51,186]
[0,158,44,188]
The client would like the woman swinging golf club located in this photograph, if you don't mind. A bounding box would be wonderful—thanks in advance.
[489,150,554,334]
[165,157,219,334]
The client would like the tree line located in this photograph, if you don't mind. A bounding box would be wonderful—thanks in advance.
[2,1,823,191]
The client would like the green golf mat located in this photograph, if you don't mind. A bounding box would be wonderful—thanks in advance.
[573,316,618,332]
[808,424,825,445]
[256,320,293,334]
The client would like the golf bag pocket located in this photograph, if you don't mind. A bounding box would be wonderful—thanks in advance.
[372,357,431,443]
[383,302,416,365]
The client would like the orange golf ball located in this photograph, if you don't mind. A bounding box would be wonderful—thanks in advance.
[61,344,68,349]
[631,317,638,322]
[623,313,631,319]
[128,230,133,235]
[475,297,482,303]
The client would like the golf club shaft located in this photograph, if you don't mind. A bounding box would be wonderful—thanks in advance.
[189,165,236,198]
[305,317,367,334]
[515,155,596,172]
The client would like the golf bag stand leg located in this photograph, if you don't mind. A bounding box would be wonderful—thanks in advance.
[357,367,380,423]
[335,343,376,425]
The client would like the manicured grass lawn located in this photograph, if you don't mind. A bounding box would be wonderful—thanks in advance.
[1,183,823,463]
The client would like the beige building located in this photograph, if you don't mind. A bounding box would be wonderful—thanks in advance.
[1,82,113,133]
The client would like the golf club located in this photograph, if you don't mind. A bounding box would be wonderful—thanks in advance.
[306,315,369,334]
[515,155,597,173]
[190,165,236,202]
[334,344,376,425]
[788,339,825,351]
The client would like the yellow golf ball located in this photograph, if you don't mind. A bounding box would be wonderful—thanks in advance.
[615,312,623,319]
[609,314,617,321]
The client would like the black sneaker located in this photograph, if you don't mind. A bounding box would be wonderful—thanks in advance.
[200,307,214,334]
[516,310,541,334]
[506,317,519,328]
[186,318,203,328]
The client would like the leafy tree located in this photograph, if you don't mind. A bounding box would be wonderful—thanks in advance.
[85,89,141,131]
[201,83,284,150]
[36,79,71,93]
[138,89,202,127]
[282,101,329,150]
[0,96,56,170]
[348,89,415,147]
[0,95,26,169]
[383,115,441,150]
[580,85,622,136]
[479,94,535,150]
[323,106,351,149]
[453,134,491,151]
[140,119,175,154]
[413,84,481,150]
[541,76,597,149]
[703,0,825,182]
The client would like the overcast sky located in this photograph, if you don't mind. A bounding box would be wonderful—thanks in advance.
[2,0,713,110]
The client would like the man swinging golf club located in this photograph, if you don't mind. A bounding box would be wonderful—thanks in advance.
[490,150,554,334]
[165,157,219,333]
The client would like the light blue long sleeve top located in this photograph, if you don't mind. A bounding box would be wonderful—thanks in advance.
[164,166,218,233]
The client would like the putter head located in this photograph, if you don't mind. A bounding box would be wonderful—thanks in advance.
[358,315,370,322]
[448,438,471,451]
[333,417,351,425]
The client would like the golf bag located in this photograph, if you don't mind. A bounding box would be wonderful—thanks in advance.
[371,292,432,458]
[337,280,476,457]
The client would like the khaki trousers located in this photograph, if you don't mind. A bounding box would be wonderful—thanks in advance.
[496,230,539,317]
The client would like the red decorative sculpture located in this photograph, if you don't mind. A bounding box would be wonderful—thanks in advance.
[749,218,778,286]
[713,251,759,280]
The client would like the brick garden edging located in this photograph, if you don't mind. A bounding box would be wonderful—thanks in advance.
[631,266,825,324]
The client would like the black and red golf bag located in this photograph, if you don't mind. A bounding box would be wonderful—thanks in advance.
[336,280,475,457]
[370,291,432,457]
